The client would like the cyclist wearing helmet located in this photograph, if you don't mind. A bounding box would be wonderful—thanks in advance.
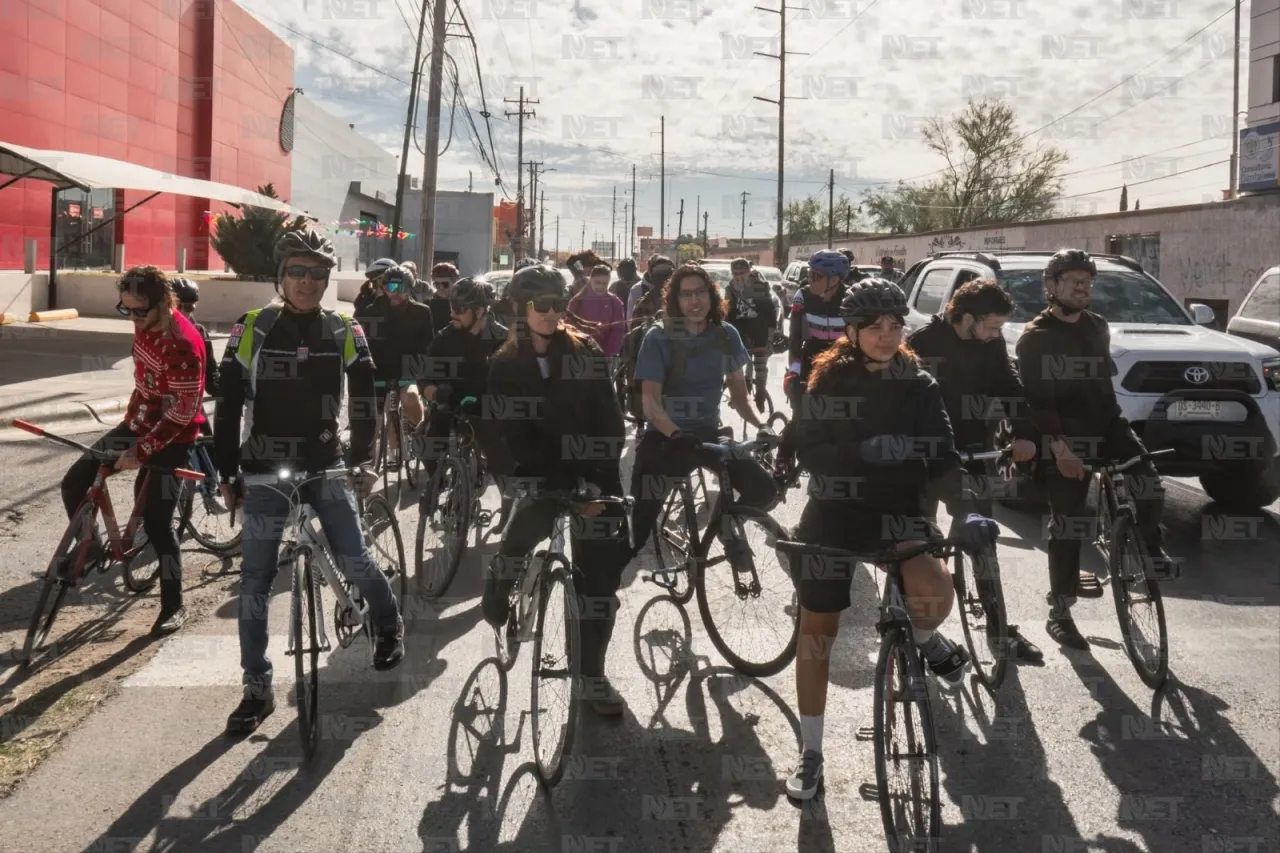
[483,264,632,716]
[785,249,851,409]
[784,277,998,801]
[173,277,221,403]
[1016,248,1176,651]
[216,229,405,735]
[356,257,398,313]
[354,264,435,438]
[428,262,460,332]
[837,249,868,285]
[724,258,779,411]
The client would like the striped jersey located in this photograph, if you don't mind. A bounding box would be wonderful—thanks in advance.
[788,282,849,382]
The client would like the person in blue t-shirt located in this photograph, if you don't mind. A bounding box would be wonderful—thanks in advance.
[629,262,779,562]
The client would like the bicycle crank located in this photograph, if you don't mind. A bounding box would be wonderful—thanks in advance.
[334,582,366,648]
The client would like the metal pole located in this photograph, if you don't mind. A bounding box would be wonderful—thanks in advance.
[740,191,749,241]
[391,0,428,260]
[827,168,834,248]
[631,164,637,258]
[775,9,786,267]
[539,189,545,258]
[555,216,560,262]
[416,0,449,272]
[1229,0,1241,198]
[611,185,617,261]
[660,116,665,245]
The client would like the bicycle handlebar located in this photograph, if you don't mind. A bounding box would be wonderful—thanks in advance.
[12,418,203,480]
[698,436,779,458]
[1080,448,1175,475]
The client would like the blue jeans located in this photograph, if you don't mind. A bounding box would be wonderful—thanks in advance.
[238,476,399,697]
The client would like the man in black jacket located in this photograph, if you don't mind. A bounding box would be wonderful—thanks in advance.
[611,257,639,305]
[1015,249,1176,651]
[725,258,779,411]
[908,277,1043,663]
[355,266,436,440]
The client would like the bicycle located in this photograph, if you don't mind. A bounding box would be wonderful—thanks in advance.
[645,435,798,677]
[376,383,423,494]
[177,435,242,555]
[239,467,406,761]
[775,534,977,853]
[493,485,634,786]
[13,419,204,666]
[1083,449,1177,689]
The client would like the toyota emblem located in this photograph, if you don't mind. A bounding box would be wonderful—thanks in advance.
[1184,366,1211,384]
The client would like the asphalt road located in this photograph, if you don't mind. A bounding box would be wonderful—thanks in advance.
[0,357,1278,853]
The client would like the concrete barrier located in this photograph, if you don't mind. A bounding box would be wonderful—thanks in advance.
[0,271,49,316]
[29,308,80,322]
[52,272,340,323]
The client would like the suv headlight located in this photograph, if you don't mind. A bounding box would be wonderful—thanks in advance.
[1263,357,1280,392]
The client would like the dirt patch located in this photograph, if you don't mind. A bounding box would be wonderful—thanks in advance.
[0,550,239,799]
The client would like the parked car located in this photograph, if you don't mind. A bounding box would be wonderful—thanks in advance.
[1228,266,1280,353]
[901,251,1280,510]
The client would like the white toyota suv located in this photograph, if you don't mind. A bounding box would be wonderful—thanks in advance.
[901,251,1280,510]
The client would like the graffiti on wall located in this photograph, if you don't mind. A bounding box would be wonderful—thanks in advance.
[928,234,965,253]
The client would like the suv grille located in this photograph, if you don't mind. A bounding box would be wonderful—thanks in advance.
[1121,361,1261,394]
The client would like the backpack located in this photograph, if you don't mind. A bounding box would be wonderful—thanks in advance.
[621,318,734,419]
[231,304,354,400]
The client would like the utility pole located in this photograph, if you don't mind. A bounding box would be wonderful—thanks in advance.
[390,0,428,261]
[623,202,629,261]
[539,190,546,258]
[827,169,834,249]
[630,164,637,258]
[611,185,617,261]
[415,0,451,272]
[504,87,538,266]
[703,210,709,253]
[1229,0,1241,198]
[555,216,560,262]
[754,2,807,268]
[651,117,665,246]
[845,206,852,238]
[695,195,700,246]
[676,198,684,244]
[739,191,750,242]
[581,221,586,252]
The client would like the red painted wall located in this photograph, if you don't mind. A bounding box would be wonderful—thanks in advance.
[0,0,293,270]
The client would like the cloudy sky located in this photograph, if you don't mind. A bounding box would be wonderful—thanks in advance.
[240,0,1245,248]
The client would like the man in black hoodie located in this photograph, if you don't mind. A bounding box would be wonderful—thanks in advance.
[611,257,639,305]
[908,277,1043,663]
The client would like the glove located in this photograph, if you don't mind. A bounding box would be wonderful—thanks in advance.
[959,513,1001,552]
[858,434,911,465]
[667,430,703,455]
[782,370,801,397]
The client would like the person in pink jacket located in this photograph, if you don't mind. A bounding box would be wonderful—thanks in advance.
[567,263,627,356]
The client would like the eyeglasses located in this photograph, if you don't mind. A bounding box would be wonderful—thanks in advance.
[116,301,153,318]
[450,300,478,314]
[529,297,568,314]
[284,265,330,282]
[678,288,710,300]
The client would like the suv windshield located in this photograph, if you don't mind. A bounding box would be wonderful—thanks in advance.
[999,268,1191,325]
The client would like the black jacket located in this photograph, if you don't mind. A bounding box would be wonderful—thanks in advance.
[354,296,436,385]
[487,329,625,496]
[907,316,1032,450]
[1015,309,1121,438]
[788,283,849,380]
[421,315,508,402]
[193,321,221,400]
[726,279,779,349]
[427,295,452,334]
[795,350,963,519]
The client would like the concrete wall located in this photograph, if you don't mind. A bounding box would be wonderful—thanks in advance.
[51,272,337,324]
[0,272,49,317]
[400,190,495,276]
[791,195,1280,318]
[1248,0,1280,127]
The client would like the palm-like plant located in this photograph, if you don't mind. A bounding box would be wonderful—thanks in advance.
[210,183,308,279]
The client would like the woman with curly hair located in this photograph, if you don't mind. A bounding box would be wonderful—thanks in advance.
[565,249,606,299]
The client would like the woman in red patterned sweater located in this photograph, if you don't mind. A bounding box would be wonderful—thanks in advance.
[59,265,207,635]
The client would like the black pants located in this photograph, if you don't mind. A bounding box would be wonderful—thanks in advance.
[1042,418,1165,598]
[60,424,192,610]
[491,497,630,677]
[925,458,994,520]
[629,428,779,555]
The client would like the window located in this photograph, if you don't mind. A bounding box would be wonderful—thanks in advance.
[1106,232,1160,280]
[999,268,1190,325]
[913,268,954,315]
[53,187,115,270]
[955,269,981,288]
[1240,273,1279,321]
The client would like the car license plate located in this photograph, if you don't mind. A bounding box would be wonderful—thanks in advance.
[1169,400,1222,420]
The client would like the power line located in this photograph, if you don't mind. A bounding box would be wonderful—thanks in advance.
[251,11,411,85]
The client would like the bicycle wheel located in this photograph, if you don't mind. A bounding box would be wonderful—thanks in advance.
[414,456,471,598]
[1109,516,1169,689]
[21,506,90,665]
[293,549,321,761]
[952,545,1009,691]
[653,483,696,605]
[530,556,580,786]
[873,625,940,853]
[122,527,162,594]
[362,493,407,606]
[695,508,798,677]
[182,449,241,554]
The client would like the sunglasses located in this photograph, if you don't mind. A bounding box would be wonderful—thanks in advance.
[449,300,478,314]
[529,297,568,314]
[385,279,407,292]
[116,300,153,318]
[284,265,330,282]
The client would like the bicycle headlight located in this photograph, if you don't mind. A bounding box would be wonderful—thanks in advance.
[1262,357,1280,392]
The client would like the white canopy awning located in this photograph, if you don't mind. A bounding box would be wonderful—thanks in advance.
[0,140,310,216]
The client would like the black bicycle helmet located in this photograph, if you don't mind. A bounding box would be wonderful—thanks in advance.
[514,257,539,271]
[172,277,199,304]
[840,277,908,322]
[382,266,412,290]
[364,257,398,280]
[451,276,494,309]
[508,263,566,304]
[274,229,337,269]
[1044,249,1096,282]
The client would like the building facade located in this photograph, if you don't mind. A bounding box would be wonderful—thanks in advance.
[0,0,295,270]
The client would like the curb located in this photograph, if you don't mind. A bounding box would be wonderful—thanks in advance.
[0,397,128,438]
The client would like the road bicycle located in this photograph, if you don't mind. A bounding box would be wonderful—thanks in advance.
[414,397,500,598]
[376,383,422,494]
[240,467,406,761]
[493,485,634,786]
[775,533,977,853]
[177,435,241,555]
[13,419,204,666]
[646,435,798,677]
[1084,449,1177,689]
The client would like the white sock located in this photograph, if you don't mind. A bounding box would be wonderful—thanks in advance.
[912,625,935,646]
[800,714,824,754]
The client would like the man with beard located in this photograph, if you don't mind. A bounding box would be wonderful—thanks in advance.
[1016,249,1178,651]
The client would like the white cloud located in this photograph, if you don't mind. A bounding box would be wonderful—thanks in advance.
[243,0,1245,240]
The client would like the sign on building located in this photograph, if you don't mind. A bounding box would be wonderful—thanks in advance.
[1239,122,1280,192]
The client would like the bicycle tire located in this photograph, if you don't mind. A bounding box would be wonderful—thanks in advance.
[694,508,798,677]
[414,456,471,599]
[21,508,87,665]
[122,529,162,594]
[873,625,940,853]
[1109,516,1169,689]
[653,482,696,605]
[362,494,407,608]
[952,546,1009,691]
[294,549,321,762]
[530,557,580,786]
[181,451,242,554]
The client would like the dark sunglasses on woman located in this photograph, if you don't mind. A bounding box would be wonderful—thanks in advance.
[116,301,152,318]
[283,265,330,282]
[529,297,567,314]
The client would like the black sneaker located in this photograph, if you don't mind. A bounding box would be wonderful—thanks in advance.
[998,625,1044,663]
[923,637,971,689]
[226,693,275,735]
[1046,617,1090,650]
[373,618,405,671]
[151,606,188,636]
